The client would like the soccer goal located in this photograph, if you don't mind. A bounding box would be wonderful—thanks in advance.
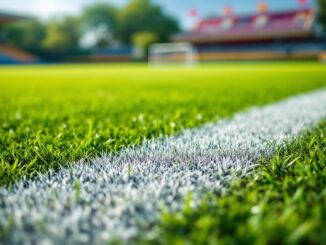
[149,42,198,66]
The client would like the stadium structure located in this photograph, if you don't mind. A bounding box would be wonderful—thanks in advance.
[173,8,326,61]
[0,11,38,64]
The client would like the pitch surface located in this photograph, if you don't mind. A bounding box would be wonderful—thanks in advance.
[1,89,325,244]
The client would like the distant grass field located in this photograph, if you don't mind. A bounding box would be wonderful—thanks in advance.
[0,62,325,186]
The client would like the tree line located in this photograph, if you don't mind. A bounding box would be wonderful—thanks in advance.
[318,0,326,31]
[1,0,180,60]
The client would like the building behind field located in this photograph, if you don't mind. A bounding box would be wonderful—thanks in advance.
[173,8,326,61]
[0,12,38,64]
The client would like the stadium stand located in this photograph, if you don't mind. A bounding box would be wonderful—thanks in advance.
[173,8,326,61]
[320,52,326,62]
[0,11,38,64]
[0,44,38,64]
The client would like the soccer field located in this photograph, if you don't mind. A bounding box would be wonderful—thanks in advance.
[0,62,326,244]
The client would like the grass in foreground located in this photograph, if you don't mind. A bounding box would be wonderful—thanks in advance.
[156,121,326,245]
[0,63,325,186]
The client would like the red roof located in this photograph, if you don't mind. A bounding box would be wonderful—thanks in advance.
[174,9,317,43]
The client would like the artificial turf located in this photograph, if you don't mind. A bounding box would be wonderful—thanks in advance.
[156,121,326,245]
[0,62,325,186]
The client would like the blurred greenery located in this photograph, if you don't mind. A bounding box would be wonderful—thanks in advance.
[42,17,81,57]
[156,121,326,245]
[318,0,326,30]
[2,19,46,56]
[132,31,159,58]
[1,0,180,60]
[82,3,118,48]
[0,62,325,186]
[117,0,179,44]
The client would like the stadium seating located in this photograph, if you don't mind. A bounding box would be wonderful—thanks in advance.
[174,9,317,43]
[320,52,326,62]
[0,44,38,64]
[173,8,325,61]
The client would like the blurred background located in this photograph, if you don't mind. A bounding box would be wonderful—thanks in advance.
[0,0,325,64]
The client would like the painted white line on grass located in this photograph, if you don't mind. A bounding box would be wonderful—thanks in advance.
[1,89,326,244]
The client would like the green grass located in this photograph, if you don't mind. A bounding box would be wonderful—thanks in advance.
[0,62,325,186]
[156,121,326,245]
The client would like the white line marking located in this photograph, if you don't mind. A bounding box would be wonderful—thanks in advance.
[1,89,326,244]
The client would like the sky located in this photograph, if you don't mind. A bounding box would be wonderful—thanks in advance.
[0,0,316,29]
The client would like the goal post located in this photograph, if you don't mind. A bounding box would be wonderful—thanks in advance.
[148,42,198,66]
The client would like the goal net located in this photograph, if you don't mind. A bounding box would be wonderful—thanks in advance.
[149,43,198,66]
